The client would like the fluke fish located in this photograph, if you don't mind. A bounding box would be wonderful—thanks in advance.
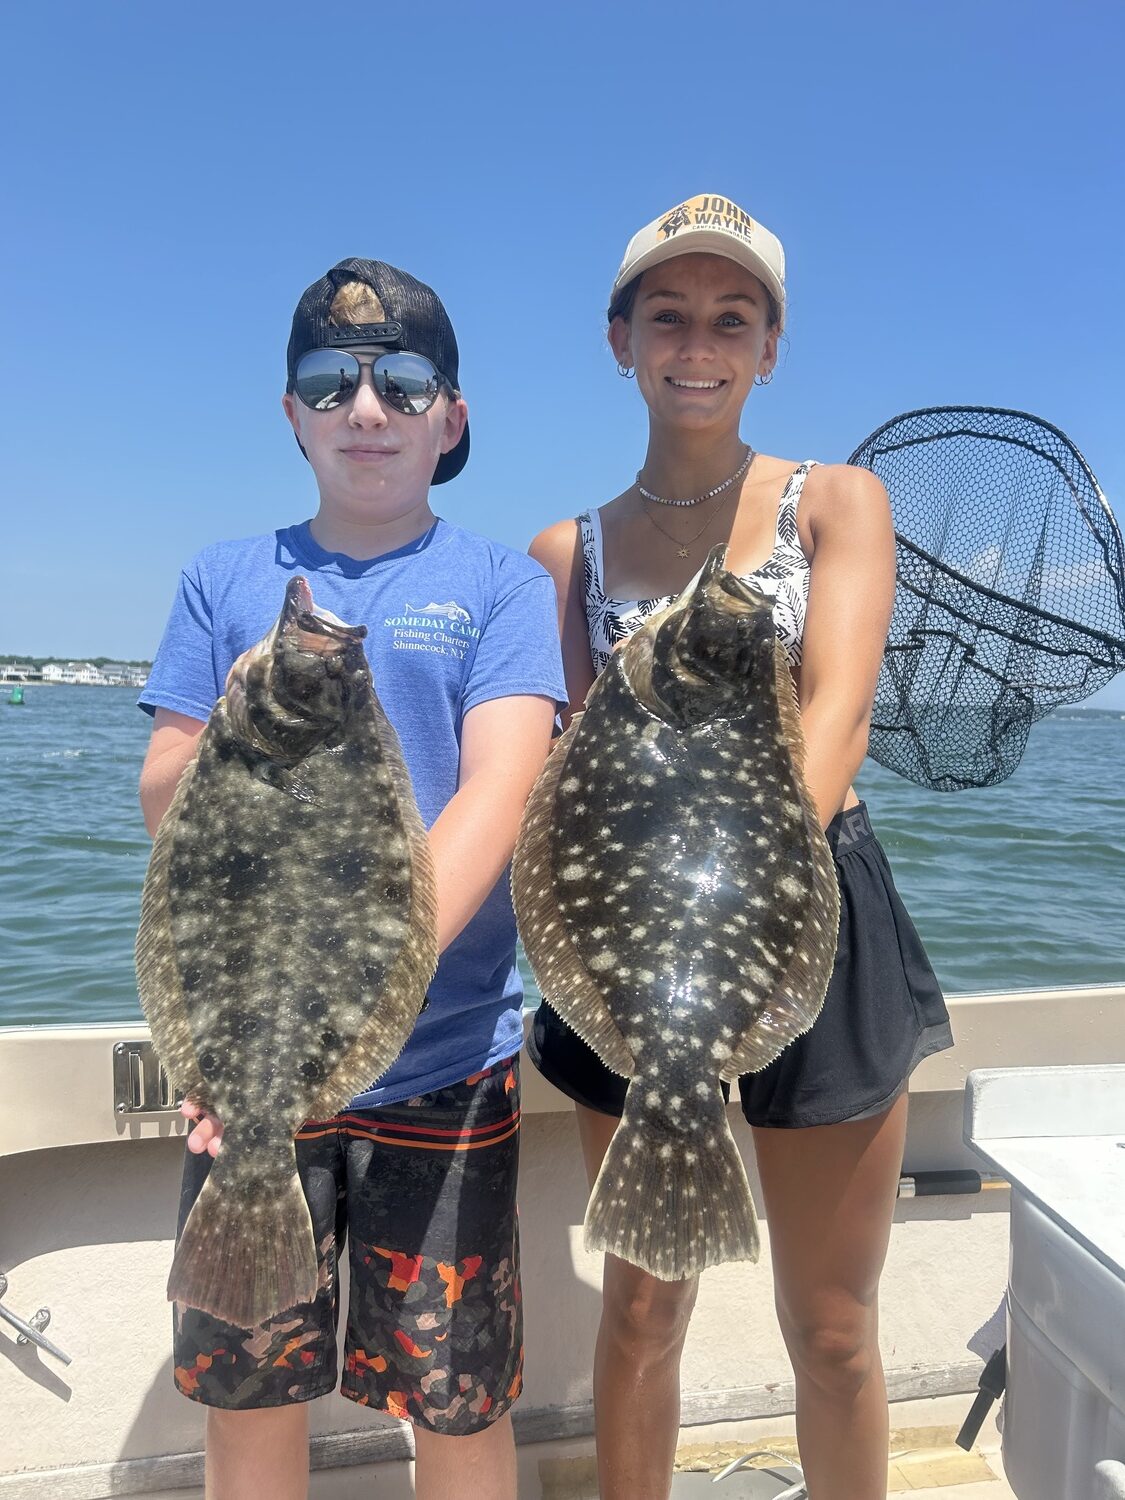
[136,577,437,1326]
[513,548,839,1280]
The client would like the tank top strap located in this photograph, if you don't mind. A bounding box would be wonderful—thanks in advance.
[577,509,606,603]
[772,459,817,546]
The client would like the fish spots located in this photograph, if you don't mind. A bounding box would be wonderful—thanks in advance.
[297,990,328,1026]
[588,951,617,973]
[560,864,586,882]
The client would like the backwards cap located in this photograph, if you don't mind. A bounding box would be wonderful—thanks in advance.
[287,258,468,484]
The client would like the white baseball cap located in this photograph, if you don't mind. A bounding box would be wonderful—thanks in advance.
[611,193,786,329]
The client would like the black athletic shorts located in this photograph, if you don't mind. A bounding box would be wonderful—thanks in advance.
[172,1058,523,1432]
[527,803,953,1129]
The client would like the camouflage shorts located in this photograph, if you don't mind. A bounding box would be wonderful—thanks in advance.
[173,1058,523,1434]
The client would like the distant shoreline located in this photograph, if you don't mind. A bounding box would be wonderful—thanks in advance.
[0,679,142,688]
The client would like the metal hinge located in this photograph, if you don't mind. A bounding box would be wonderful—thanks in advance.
[112,1040,184,1115]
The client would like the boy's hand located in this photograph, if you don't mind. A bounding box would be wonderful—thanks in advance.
[181,1099,224,1156]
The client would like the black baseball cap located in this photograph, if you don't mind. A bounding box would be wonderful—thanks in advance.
[287,257,469,485]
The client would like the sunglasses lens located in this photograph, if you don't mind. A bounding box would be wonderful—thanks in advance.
[294,350,360,410]
[374,352,443,414]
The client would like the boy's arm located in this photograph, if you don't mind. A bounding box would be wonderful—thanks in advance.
[139,709,207,836]
[427,692,556,952]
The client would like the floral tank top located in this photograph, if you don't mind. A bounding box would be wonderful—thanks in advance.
[581,460,816,674]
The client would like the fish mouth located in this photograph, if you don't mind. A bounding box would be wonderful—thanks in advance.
[632,546,774,719]
[222,578,371,759]
[281,577,368,655]
[670,548,771,640]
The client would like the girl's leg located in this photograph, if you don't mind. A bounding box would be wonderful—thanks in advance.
[576,1103,699,1500]
[751,1094,908,1500]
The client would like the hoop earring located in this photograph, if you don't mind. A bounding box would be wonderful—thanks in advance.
[617,362,635,379]
[755,370,774,386]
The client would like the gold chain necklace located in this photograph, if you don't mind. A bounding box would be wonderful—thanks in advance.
[640,484,738,559]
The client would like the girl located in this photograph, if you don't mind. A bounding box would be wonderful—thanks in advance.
[527,195,953,1500]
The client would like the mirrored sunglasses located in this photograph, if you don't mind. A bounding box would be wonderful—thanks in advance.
[293,348,448,415]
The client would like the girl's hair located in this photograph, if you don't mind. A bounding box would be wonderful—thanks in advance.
[607,270,782,331]
[329,281,387,324]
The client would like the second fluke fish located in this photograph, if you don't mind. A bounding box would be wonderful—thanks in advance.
[136,578,437,1326]
[513,547,839,1280]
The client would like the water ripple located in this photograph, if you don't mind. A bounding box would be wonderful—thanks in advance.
[0,688,1122,1025]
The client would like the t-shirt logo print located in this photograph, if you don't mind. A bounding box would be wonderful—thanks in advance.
[404,600,472,624]
[659,205,692,239]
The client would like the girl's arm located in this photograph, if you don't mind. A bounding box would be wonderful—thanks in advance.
[794,464,896,828]
[530,519,596,728]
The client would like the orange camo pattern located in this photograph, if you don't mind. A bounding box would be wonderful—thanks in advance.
[347,1347,388,1376]
[175,1349,221,1396]
[437,1254,482,1308]
[273,1332,318,1370]
[393,1328,431,1359]
[373,1246,425,1292]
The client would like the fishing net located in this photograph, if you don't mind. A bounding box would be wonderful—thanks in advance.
[849,406,1125,790]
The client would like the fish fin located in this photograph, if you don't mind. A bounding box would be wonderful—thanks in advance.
[305,710,439,1119]
[720,647,841,1082]
[135,754,209,1095]
[512,717,635,1078]
[584,1085,758,1279]
[168,1161,317,1326]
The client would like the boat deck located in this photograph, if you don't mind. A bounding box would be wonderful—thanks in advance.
[280,1407,1017,1499]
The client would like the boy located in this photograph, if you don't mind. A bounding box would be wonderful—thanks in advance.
[139,257,564,1500]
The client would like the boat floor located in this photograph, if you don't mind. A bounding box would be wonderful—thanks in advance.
[295,1431,1015,1500]
[244,1401,1015,1499]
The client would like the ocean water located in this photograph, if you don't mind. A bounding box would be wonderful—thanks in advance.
[0,685,1122,1028]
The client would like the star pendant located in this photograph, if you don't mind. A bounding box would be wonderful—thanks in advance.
[677,547,689,558]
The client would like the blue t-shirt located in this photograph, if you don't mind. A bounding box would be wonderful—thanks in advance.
[140,517,565,1107]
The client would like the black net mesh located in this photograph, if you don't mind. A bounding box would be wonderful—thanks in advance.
[849,406,1125,790]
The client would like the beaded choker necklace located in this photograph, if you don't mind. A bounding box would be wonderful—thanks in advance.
[636,447,754,507]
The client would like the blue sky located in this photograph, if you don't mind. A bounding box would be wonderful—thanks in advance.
[3,1,1123,704]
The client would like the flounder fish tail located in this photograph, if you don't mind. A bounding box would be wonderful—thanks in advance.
[584,1083,759,1281]
[168,1154,317,1327]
